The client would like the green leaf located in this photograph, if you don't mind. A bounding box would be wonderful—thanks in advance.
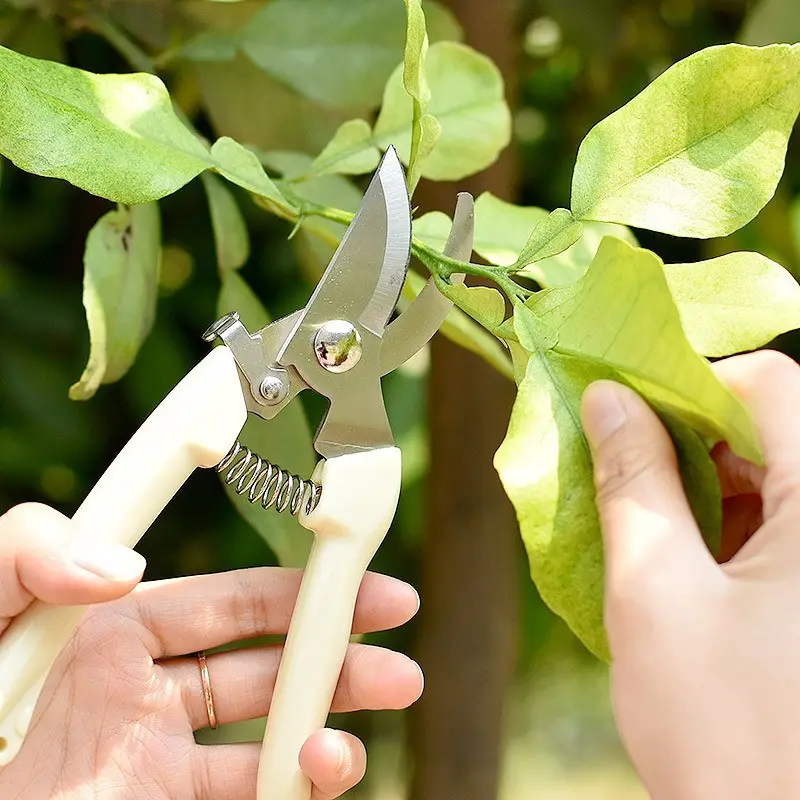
[217,271,314,568]
[402,0,436,193]
[201,173,250,273]
[527,220,638,287]
[404,270,513,379]
[571,44,800,238]
[511,208,583,271]
[407,113,441,194]
[0,45,211,203]
[210,137,295,217]
[310,119,380,177]
[70,203,161,400]
[183,0,462,110]
[445,283,506,330]
[530,237,762,463]
[403,0,431,107]
[665,252,800,357]
[374,41,511,181]
[413,194,635,287]
[495,334,722,660]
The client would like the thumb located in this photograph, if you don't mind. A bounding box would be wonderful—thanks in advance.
[0,503,145,627]
[581,381,710,601]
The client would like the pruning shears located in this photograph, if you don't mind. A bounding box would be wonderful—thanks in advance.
[0,146,474,800]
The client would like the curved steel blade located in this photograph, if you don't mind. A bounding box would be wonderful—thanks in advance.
[277,146,411,366]
[380,192,474,376]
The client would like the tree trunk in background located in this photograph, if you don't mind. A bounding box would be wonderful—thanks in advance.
[410,2,519,799]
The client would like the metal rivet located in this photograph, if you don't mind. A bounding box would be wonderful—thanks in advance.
[259,375,288,404]
[314,321,363,373]
[202,311,240,343]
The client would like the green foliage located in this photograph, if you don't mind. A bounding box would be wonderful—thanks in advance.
[3,0,800,661]
[0,46,210,203]
[665,253,800,357]
[70,203,161,400]
[181,0,461,110]
[495,239,741,658]
[510,208,583,271]
[202,174,250,273]
[571,44,800,238]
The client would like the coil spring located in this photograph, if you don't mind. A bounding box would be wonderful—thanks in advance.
[216,441,321,517]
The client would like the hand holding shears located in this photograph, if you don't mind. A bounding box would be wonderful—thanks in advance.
[0,147,474,800]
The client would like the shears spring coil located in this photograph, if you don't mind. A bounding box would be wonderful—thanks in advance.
[216,441,321,517]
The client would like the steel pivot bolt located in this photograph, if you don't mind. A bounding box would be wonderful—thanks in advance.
[314,321,363,373]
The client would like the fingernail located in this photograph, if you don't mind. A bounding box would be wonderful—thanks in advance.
[69,542,146,583]
[335,736,350,776]
[582,381,628,451]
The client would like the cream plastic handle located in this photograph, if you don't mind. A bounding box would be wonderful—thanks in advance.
[257,447,402,800]
[0,346,247,765]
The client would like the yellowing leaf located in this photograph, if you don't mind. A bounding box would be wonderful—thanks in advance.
[374,42,511,181]
[202,173,250,273]
[665,252,800,356]
[0,46,211,203]
[495,334,722,660]
[70,203,161,400]
[446,283,506,330]
[572,44,800,238]
[531,237,762,463]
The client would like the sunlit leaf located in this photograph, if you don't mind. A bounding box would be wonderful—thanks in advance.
[210,137,295,217]
[202,173,250,273]
[495,322,722,660]
[70,203,161,400]
[408,113,441,194]
[572,44,800,237]
[413,194,636,286]
[217,271,314,567]
[510,208,583,271]
[665,252,800,356]
[0,45,211,203]
[403,271,512,379]
[445,283,505,330]
[530,237,762,462]
[311,119,380,177]
[374,42,511,181]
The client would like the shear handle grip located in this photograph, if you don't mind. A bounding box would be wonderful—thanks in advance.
[257,447,402,800]
[0,346,247,766]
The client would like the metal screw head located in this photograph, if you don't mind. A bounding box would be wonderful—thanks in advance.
[203,311,239,343]
[314,320,363,373]
[259,374,288,405]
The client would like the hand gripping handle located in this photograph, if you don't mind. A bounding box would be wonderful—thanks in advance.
[256,447,402,800]
[0,347,247,764]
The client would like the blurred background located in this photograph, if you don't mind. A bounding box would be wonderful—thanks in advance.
[1,0,798,797]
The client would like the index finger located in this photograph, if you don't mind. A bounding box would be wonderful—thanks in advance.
[122,567,420,658]
[713,350,800,518]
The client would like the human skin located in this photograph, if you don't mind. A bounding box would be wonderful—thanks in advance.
[582,350,800,800]
[0,503,423,800]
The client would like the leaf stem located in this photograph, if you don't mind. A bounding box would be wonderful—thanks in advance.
[86,15,157,75]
